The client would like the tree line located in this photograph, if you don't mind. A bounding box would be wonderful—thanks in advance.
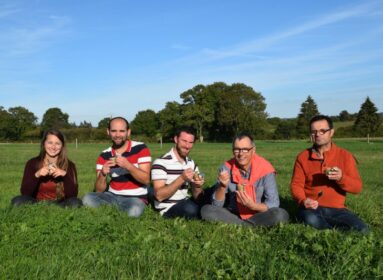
[1,82,382,142]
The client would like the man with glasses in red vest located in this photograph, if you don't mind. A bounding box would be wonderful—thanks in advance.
[290,115,369,233]
[201,132,289,227]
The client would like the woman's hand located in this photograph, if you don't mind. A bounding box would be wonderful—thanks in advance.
[49,165,67,178]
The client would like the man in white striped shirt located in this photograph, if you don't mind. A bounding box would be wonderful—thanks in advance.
[151,127,204,219]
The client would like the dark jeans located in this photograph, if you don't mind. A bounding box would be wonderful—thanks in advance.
[11,195,83,208]
[163,199,201,219]
[201,205,289,227]
[148,186,215,220]
[298,206,369,233]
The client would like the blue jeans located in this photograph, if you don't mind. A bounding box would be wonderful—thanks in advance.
[163,199,200,219]
[298,206,369,233]
[82,192,146,217]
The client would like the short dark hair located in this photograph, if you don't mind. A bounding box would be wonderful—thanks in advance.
[232,131,255,148]
[175,126,196,139]
[108,117,130,130]
[309,115,333,129]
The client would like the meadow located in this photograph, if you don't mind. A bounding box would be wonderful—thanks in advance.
[0,140,382,279]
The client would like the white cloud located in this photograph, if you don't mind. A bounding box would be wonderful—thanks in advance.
[173,1,383,64]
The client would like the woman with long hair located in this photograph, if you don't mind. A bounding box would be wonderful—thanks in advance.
[11,129,82,207]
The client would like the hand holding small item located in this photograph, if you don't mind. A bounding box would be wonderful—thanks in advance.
[109,156,117,165]
[49,166,67,178]
[181,168,194,182]
[114,154,128,167]
[101,160,115,176]
[192,171,205,188]
[35,165,50,178]
[325,166,342,181]
[218,170,230,188]
[304,190,323,210]
[304,197,319,210]
[237,183,245,192]
[236,190,256,210]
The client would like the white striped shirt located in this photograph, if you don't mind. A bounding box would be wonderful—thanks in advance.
[151,148,199,215]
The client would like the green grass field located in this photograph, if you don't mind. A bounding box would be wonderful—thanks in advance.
[0,140,382,279]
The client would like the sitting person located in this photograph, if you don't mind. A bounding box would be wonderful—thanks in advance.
[82,117,151,217]
[290,115,369,233]
[11,129,82,207]
[201,132,289,227]
[151,127,205,219]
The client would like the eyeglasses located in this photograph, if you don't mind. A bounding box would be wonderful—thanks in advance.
[310,128,331,136]
[233,147,254,154]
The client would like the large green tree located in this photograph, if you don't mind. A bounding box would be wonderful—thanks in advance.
[131,109,159,138]
[8,106,38,140]
[296,95,320,138]
[41,107,70,131]
[353,97,381,137]
[200,82,229,141]
[0,106,37,140]
[216,83,268,139]
[180,84,215,142]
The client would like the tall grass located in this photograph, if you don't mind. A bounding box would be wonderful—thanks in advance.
[0,140,382,279]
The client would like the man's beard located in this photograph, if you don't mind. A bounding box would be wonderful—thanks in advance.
[112,139,126,149]
[175,144,188,159]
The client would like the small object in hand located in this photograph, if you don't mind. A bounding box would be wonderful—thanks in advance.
[110,157,117,164]
[237,184,245,192]
[325,167,337,175]
[48,162,56,174]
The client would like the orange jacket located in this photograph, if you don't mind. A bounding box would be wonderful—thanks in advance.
[290,143,362,208]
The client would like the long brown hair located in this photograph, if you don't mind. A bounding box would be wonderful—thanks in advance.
[39,129,69,171]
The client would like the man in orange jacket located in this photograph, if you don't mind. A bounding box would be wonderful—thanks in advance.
[290,115,368,233]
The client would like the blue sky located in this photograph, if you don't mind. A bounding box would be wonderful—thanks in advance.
[1,0,382,126]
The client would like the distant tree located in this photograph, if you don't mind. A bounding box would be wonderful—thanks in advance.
[273,119,297,140]
[329,115,339,122]
[0,106,13,140]
[131,109,159,137]
[296,95,320,138]
[8,106,38,140]
[41,107,70,131]
[353,97,382,137]
[78,121,93,128]
[267,117,282,126]
[158,102,184,141]
[339,110,351,122]
[98,117,111,129]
